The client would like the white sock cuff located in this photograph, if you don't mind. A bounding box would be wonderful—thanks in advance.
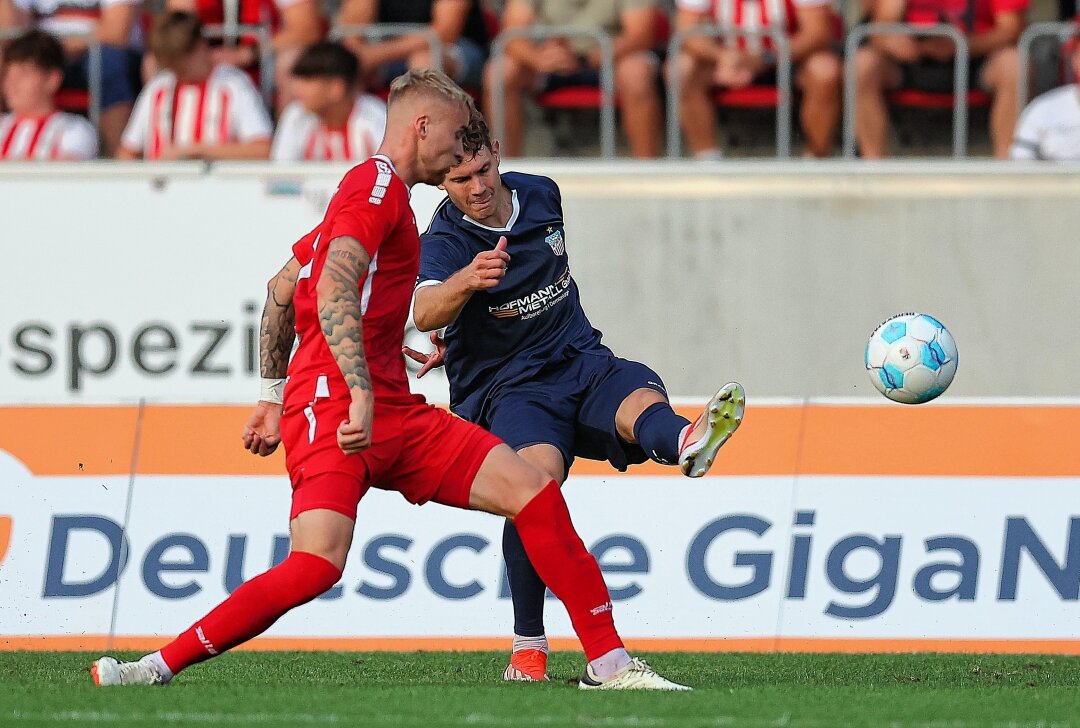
[512,634,549,654]
[142,651,174,681]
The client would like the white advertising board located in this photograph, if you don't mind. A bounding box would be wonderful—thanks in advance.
[2,448,1078,646]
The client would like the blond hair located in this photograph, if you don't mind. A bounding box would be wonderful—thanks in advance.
[387,68,475,113]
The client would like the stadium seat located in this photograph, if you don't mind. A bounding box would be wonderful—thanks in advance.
[55,89,90,114]
[712,86,782,108]
[887,88,992,110]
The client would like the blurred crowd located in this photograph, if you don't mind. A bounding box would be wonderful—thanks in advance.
[0,0,1077,161]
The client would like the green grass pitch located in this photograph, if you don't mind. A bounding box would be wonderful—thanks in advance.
[3,651,1078,727]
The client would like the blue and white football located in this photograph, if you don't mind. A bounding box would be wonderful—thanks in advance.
[865,313,958,404]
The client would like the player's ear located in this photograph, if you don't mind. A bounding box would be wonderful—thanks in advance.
[416,115,429,140]
[491,140,500,163]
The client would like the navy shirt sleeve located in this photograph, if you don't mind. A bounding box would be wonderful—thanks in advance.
[418,198,474,286]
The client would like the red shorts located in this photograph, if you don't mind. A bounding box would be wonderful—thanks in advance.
[280,400,503,521]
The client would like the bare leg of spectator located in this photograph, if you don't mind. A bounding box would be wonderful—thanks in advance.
[484,55,535,158]
[981,47,1020,159]
[854,47,901,159]
[407,48,459,80]
[615,51,661,159]
[100,102,132,156]
[796,50,842,158]
[675,53,720,158]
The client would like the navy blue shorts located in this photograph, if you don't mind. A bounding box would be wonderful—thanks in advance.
[62,45,141,109]
[480,352,668,473]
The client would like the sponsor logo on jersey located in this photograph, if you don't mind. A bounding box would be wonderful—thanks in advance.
[544,227,565,256]
[488,268,571,320]
[589,601,613,616]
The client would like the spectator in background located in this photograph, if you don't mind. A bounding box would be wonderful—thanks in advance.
[336,0,488,91]
[1010,43,1080,159]
[486,0,662,158]
[271,40,386,161]
[1,29,97,159]
[674,0,842,158]
[164,0,324,115]
[854,0,1028,158]
[0,0,141,155]
[117,12,271,160]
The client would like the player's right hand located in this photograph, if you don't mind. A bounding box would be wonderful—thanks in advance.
[464,236,510,291]
[402,331,447,379]
[242,401,282,457]
[337,390,374,455]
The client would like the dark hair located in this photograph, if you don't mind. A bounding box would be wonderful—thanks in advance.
[152,11,203,70]
[462,110,493,159]
[291,42,360,88]
[3,29,64,73]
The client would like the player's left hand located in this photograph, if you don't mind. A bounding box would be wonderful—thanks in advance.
[402,331,447,379]
[242,401,283,456]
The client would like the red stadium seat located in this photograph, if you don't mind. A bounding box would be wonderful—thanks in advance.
[712,86,781,108]
[536,86,617,108]
[55,89,90,113]
[887,88,992,109]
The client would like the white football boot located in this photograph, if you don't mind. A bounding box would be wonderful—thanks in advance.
[91,656,169,686]
[578,657,692,691]
[678,382,745,478]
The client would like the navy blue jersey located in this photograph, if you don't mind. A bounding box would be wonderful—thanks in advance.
[418,171,609,423]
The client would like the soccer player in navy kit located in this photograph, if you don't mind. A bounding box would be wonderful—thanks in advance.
[407,113,745,683]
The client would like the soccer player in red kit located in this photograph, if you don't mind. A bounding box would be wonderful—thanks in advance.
[91,69,688,691]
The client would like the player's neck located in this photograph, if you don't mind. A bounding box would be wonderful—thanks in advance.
[486,183,514,229]
[373,138,419,187]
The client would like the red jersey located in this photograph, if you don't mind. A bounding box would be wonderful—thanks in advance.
[284,154,422,417]
[904,0,1029,35]
[677,0,832,51]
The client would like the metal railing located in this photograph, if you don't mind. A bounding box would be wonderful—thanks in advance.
[0,28,102,132]
[665,25,792,158]
[202,23,274,107]
[1016,21,1079,116]
[490,26,616,158]
[330,23,444,73]
[843,23,972,158]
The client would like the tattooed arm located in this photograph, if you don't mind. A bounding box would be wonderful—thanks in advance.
[261,256,301,378]
[317,235,375,454]
[242,256,301,457]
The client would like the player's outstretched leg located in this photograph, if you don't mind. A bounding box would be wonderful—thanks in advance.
[501,520,550,682]
[676,382,746,478]
[91,508,351,686]
[470,445,690,691]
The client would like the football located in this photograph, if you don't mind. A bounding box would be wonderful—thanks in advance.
[865,313,958,404]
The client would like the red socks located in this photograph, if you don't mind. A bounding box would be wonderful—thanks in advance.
[512,481,624,662]
[159,551,341,674]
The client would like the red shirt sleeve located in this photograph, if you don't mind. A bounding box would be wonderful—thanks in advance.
[327,160,402,259]
[328,195,395,260]
[291,228,319,265]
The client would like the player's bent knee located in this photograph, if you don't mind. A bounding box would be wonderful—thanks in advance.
[469,444,550,519]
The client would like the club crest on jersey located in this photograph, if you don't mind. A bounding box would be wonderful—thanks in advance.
[544,228,565,256]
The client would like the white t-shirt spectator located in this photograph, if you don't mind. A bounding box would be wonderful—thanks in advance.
[677,0,830,53]
[1010,85,1080,161]
[271,94,386,162]
[15,0,142,45]
[0,111,98,160]
[121,64,272,159]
